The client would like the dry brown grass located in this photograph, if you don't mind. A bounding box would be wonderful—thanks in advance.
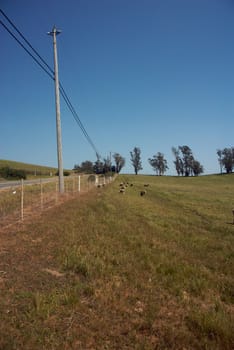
[0,174,233,349]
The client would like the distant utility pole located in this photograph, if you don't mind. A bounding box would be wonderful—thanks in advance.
[48,26,64,193]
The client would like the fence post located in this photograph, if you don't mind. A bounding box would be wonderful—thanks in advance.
[40,179,43,210]
[21,179,24,221]
[95,175,98,187]
[73,176,75,194]
[78,175,81,193]
[56,180,58,204]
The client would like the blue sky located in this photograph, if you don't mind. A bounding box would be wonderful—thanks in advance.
[1,0,234,175]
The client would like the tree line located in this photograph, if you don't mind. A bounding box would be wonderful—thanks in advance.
[74,146,234,176]
[74,153,126,175]
[130,145,203,176]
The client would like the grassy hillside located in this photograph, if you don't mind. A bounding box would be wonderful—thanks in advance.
[0,174,233,349]
[0,159,58,177]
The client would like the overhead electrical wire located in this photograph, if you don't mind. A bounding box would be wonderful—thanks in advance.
[0,19,55,80]
[0,9,54,75]
[0,9,100,159]
[59,85,100,158]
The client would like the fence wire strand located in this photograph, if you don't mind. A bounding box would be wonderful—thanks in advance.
[0,175,113,230]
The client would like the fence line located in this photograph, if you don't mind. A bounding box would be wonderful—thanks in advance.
[0,174,115,229]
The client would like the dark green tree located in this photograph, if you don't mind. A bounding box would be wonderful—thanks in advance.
[130,147,142,175]
[0,167,27,180]
[93,158,104,174]
[73,161,94,174]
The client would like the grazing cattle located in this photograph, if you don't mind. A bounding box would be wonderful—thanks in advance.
[119,188,125,194]
[144,184,149,187]
[140,190,146,196]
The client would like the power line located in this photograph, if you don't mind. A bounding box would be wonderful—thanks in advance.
[0,9,54,75]
[59,84,100,158]
[0,9,101,159]
[0,19,54,80]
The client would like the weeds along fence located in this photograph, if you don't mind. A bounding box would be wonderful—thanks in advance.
[0,174,114,229]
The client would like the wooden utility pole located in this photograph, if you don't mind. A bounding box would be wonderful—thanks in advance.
[48,26,64,193]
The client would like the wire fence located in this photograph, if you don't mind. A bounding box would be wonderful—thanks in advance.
[0,174,114,230]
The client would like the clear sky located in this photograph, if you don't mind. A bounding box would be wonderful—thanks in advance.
[1,0,234,175]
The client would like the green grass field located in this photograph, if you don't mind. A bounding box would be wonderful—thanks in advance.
[0,159,58,178]
[0,174,233,349]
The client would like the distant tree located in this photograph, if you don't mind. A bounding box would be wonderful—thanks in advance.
[111,165,116,173]
[148,152,168,175]
[130,147,142,175]
[217,147,234,174]
[93,158,104,174]
[0,167,27,180]
[56,170,70,176]
[103,156,112,174]
[191,159,204,176]
[73,164,81,172]
[73,161,93,174]
[216,149,223,174]
[113,153,125,173]
[223,147,234,173]
[179,145,194,176]
[172,145,203,176]
[172,147,184,176]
